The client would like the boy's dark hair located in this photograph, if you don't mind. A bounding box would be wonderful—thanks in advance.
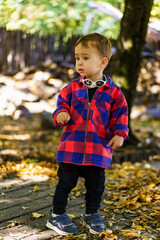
[75,33,112,61]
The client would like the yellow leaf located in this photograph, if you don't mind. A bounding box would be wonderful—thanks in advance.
[75,191,81,197]
[50,181,56,187]
[68,214,76,219]
[32,212,44,218]
[105,184,120,190]
[33,185,39,191]
[1,193,6,196]
[81,204,85,208]
[135,225,145,231]
[148,183,155,189]
[145,194,152,202]
[99,229,118,240]
[71,187,78,192]
[108,221,113,227]
[103,200,114,205]
[141,237,153,240]
[104,205,115,210]
[121,230,140,238]
[105,229,113,234]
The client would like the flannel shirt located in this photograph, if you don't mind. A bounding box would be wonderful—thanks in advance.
[52,75,129,169]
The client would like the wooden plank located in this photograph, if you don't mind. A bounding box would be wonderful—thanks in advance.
[0,177,90,239]
[0,177,52,193]
[0,206,51,229]
[1,216,55,240]
[0,227,57,240]
[0,192,85,225]
[0,177,24,189]
[0,235,18,240]
[0,227,28,239]
[0,200,85,239]
[0,196,85,227]
[0,195,52,223]
[0,184,53,210]
[20,229,57,240]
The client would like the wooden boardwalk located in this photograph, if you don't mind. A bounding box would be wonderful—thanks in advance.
[0,172,159,240]
[0,176,87,240]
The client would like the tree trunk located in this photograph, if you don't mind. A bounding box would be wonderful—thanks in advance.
[112,0,153,143]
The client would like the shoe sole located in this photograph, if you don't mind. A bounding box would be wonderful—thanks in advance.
[83,220,99,235]
[46,221,75,236]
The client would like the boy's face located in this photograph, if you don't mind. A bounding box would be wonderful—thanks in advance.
[75,42,107,81]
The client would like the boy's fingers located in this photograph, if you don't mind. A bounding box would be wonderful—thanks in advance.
[107,140,116,149]
[57,115,64,124]
[111,144,116,150]
[107,139,113,146]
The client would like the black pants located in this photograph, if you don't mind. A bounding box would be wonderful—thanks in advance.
[53,162,105,215]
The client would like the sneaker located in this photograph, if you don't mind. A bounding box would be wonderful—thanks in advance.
[83,213,106,234]
[46,210,78,235]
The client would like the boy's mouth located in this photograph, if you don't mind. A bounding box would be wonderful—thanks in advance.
[78,69,84,73]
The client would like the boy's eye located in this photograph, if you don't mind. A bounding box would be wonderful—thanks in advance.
[84,57,89,60]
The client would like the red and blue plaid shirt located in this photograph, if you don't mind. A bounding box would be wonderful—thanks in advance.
[53,75,129,169]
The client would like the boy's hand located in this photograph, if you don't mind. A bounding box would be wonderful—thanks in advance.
[107,135,124,150]
[56,112,71,124]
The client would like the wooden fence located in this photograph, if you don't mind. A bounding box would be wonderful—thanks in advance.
[0,28,80,74]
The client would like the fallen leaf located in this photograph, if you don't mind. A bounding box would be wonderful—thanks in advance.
[50,181,57,187]
[72,187,79,192]
[135,225,145,231]
[108,221,113,227]
[22,206,29,210]
[99,229,118,240]
[32,212,44,218]
[7,221,19,228]
[155,214,160,220]
[81,204,85,208]
[68,214,76,219]
[103,200,114,205]
[141,237,153,240]
[75,191,81,197]
[33,185,40,191]
[121,230,140,239]
[1,193,6,196]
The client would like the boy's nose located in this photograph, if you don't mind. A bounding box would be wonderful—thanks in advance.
[78,59,83,65]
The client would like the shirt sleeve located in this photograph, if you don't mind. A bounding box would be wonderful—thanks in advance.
[52,86,71,127]
[109,91,129,140]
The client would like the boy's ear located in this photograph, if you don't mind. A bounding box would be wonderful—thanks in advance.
[101,57,108,68]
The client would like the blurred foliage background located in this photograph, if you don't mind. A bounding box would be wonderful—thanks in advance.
[0,0,159,40]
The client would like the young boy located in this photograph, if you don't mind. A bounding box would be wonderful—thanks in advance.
[46,33,129,235]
